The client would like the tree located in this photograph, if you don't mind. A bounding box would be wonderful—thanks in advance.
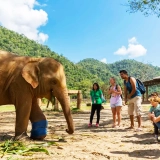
[127,0,160,17]
[75,79,92,98]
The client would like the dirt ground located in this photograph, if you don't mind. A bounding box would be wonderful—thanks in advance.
[0,104,160,160]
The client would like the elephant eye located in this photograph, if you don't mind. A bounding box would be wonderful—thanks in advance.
[52,79,57,85]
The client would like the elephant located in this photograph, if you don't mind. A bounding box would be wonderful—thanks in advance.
[0,50,74,140]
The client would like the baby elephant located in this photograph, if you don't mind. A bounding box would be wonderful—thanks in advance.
[0,50,74,140]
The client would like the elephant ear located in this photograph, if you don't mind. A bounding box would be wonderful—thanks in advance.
[22,60,40,88]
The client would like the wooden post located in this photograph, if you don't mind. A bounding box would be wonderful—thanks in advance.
[142,94,144,102]
[142,86,146,102]
[146,86,148,102]
[46,100,50,108]
[68,95,70,104]
[54,98,59,111]
[77,90,82,109]
[50,90,82,110]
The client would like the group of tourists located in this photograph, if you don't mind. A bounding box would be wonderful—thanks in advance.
[88,69,160,142]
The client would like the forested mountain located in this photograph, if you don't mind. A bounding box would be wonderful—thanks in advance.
[0,25,160,98]
[77,58,160,95]
[0,26,102,97]
[78,58,160,82]
[77,58,114,82]
[108,59,160,82]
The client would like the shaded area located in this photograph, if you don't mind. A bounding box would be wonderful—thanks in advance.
[111,149,160,159]
[0,106,159,160]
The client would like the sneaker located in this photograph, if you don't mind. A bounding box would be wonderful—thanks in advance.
[135,128,143,132]
[88,123,92,127]
[155,134,158,138]
[96,123,99,127]
[112,124,116,128]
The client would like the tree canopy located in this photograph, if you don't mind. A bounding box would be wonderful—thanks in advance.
[1,25,160,98]
[0,26,102,98]
[127,0,160,17]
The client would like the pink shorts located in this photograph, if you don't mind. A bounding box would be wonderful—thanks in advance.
[110,100,122,108]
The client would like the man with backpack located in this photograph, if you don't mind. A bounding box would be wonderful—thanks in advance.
[119,70,142,131]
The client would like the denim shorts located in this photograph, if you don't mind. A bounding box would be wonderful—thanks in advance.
[110,100,122,108]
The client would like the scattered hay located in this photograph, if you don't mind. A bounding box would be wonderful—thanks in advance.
[0,139,57,158]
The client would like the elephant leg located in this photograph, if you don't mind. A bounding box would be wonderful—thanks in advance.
[14,98,32,138]
[29,98,47,140]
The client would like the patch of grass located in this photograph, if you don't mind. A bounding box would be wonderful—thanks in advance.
[142,105,151,111]
[71,107,88,114]
[78,105,91,111]
[70,103,110,113]
[71,104,92,112]
[0,102,110,113]
[0,105,15,112]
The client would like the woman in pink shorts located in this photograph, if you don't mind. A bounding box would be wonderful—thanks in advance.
[108,77,123,128]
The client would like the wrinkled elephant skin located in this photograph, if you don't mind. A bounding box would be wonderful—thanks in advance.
[0,50,74,140]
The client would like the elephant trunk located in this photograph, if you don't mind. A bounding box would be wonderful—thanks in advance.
[56,88,74,134]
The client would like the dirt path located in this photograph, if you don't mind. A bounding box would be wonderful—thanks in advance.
[0,105,160,160]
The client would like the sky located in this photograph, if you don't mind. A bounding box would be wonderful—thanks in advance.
[0,0,160,66]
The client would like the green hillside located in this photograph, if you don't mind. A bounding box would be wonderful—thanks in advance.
[77,58,114,82]
[0,26,102,97]
[0,25,160,97]
[108,59,160,81]
[77,58,160,94]
[108,59,160,94]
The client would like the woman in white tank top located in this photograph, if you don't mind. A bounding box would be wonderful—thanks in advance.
[108,77,123,128]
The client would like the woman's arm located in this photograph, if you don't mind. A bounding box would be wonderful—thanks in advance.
[113,85,122,95]
[108,86,112,95]
[90,91,93,103]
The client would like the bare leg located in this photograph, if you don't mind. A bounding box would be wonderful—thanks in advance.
[130,115,134,128]
[111,107,116,127]
[116,106,122,126]
[137,115,142,128]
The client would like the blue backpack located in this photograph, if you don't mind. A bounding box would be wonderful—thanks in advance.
[127,77,146,94]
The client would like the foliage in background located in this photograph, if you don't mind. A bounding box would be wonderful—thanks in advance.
[126,0,160,17]
[107,59,160,93]
[0,26,100,97]
[0,26,160,98]
[77,58,160,95]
